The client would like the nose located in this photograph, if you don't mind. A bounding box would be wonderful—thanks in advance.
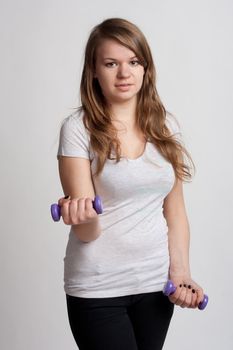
[117,63,131,78]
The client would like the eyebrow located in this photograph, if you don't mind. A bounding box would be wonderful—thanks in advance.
[103,56,138,61]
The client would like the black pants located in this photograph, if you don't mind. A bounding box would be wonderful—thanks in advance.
[66,291,174,350]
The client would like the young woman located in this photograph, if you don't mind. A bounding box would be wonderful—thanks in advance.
[57,17,204,350]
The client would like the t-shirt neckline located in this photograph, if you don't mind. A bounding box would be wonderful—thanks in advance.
[121,142,148,162]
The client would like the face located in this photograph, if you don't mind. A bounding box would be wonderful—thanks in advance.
[94,39,145,105]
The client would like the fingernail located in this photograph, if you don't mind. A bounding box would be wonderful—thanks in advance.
[64,195,70,199]
[192,289,195,293]
[183,284,187,288]
[188,285,192,289]
[179,284,182,288]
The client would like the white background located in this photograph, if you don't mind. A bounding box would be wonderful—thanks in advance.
[1,0,233,349]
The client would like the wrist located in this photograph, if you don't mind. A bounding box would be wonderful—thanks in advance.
[169,265,191,279]
[72,217,101,242]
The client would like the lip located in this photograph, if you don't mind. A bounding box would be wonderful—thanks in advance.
[115,83,133,91]
[115,83,132,87]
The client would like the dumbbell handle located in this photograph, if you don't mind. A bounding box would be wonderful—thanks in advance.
[50,195,103,222]
[163,280,208,310]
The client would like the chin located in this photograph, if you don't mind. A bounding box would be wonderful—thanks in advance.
[113,95,137,103]
[108,91,138,102]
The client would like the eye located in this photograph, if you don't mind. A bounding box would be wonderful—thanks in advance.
[130,60,140,66]
[105,62,117,68]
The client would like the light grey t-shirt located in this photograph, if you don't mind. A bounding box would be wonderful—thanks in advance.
[57,108,182,298]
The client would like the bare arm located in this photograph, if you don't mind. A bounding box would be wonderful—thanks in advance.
[163,178,204,308]
[163,178,191,278]
[58,156,101,242]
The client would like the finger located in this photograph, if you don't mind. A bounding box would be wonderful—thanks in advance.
[69,199,80,224]
[85,198,97,218]
[172,286,187,306]
[181,286,192,308]
[188,281,203,308]
[58,195,70,206]
[189,281,204,307]
[168,283,182,303]
[177,288,188,306]
[186,284,196,308]
[196,288,204,307]
[76,198,87,222]
[61,200,71,224]
[191,288,198,308]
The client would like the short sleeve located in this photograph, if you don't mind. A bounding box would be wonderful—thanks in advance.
[57,111,90,159]
[165,112,183,143]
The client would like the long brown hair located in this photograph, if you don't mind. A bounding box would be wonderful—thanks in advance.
[78,17,195,182]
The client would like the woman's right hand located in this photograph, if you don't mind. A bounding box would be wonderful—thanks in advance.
[58,196,98,225]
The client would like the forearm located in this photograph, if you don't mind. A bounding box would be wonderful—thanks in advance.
[72,217,102,242]
[168,214,191,278]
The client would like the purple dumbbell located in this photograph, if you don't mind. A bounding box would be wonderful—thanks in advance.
[50,195,103,222]
[163,280,208,310]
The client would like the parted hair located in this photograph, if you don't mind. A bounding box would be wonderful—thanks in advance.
[77,17,195,181]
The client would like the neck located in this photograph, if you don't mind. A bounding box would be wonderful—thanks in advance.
[108,99,137,130]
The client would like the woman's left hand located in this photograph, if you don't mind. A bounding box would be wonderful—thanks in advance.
[168,275,204,309]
